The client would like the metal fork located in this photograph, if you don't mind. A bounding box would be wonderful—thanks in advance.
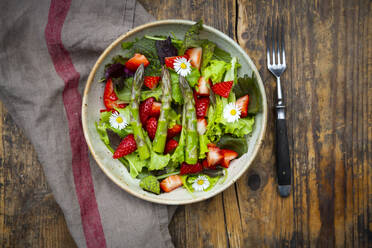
[266,17,291,197]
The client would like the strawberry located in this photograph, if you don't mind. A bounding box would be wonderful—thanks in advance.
[195,97,210,118]
[125,53,149,71]
[139,97,155,125]
[164,139,179,154]
[164,56,188,69]
[150,102,161,117]
[196,76,210,96]
[221,149,238,168]
[193,90,198,103]
[202,159,209,169]
[145,117,158,140]
[103,79,127,110]
[113,134,137,159]
[180,162,203,175]
[236,95,249,118]
[197,118,207,135]
[167,124,182,139]
[185,47,202,70]
[160,175,183,192]
[144,76,160,89]
[207,144,223,168]
[211,81,233,98]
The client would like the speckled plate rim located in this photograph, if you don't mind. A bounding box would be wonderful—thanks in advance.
[82,19,267,205]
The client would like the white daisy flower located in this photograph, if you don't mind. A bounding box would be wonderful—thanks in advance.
[109,112,128,130]
[223,102,241,123]
[192,175,210,191]
[173,57,192,77]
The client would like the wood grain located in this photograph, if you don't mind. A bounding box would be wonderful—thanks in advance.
[0,0,371,247]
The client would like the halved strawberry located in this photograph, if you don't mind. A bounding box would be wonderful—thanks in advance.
[196,97,210,118]
[145,117,158,140]
[197,118,207,135]
[196,76,210,96]
[150,102,161,117]
[125,53,149,71]
[164,139,179,154]
[207,145,223,168]
[185,47,202,70]
[221,149,238,168]
[113,134,137,159]
[167,124,182,139]
[104,79,127,110]
[180,162,203,175]
[211,81,233,98]
[236,95,249,118]
[160,175,183,192]
[139,97,155,125]
[144,76,160,89]
[202,159,209,169]
[164,56,188,69]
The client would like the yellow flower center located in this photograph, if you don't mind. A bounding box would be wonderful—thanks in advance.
[116,117,123,123]
[230,109,237,116]
[197,180,204,185]
[180,63,187,69]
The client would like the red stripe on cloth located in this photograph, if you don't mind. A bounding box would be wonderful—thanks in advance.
[44,0,107,247]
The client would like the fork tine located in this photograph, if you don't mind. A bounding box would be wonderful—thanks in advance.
[266,18,271,66]
[277,17,281,65]
[281,17,286,66]
[271,17,276,65]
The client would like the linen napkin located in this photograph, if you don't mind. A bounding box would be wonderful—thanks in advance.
[0,0,176,247]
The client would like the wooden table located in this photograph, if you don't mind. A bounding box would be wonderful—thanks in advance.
[1,0,371,247]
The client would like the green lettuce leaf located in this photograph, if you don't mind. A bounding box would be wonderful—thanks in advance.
[199,134,210,159]
[95,122,109,145]
[124,152,148,178]
[168,109,181,129]
[182,174,221,192]
[217,134,247,157]
[234,74,262,114]
[169,70,183,104]
[115,77,162,102]
[202,60,228,84]
[223,116,255,137]
[148,151,171,171]
[211,46,232,62]
[139,175,160,194]
[185,67,200,87]
[171,118,186,163]
[205,103,224,143]
[179,20,203,55]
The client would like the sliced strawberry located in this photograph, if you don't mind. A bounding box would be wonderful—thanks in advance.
[207,145,223,168]
[185,47,202,70]
[113,134,137,159]
[164,56,188,69]
[193,90,198,103]
[139,97,155,125]
[236,95,249,118]
[144,76,160,89]
[196,76,210,96]
[160,175,183,192]
[103,79,126,110]
[164,139,179,154]
[167,124,182,139]
[197,118,207,135]
[221,149,238,168]
[195,97,210,118]
[202,159,209,169]
[211,81,233,98]
[145,117,158,140]
[125,53,149,71]
[150,102,161,117]
[180,162,203,175]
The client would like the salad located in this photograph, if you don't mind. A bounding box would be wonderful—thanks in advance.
[95,20,262,195]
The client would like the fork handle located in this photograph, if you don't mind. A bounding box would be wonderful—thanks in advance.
[275,110,291,186]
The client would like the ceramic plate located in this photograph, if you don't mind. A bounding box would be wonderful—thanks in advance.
[82,20,267,205]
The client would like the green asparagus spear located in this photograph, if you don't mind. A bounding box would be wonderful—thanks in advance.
[179,76,198,164]
[152,66,172,153]
[130,64,150,160]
